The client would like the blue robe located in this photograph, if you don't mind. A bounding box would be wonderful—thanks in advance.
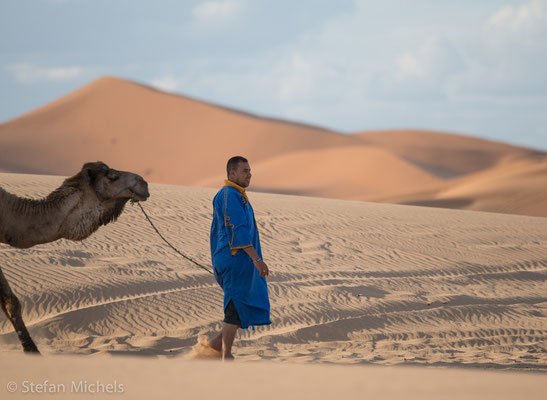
[210,184,271,330]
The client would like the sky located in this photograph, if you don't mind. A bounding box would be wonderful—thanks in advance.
[1,0,547,150]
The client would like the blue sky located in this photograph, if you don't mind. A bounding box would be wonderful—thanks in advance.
[1,0,547,150]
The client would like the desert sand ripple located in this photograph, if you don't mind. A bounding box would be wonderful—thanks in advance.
[0,173,545,371]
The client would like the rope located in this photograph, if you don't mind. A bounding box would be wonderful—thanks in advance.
[133,201,214,275]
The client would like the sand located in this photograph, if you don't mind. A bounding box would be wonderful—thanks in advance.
[1,354,545,400]
[198,145,443,200]
[356,129,541,178]
[1,171,545,392]
[384,157,547,217]
[0,77,354,183]
[1,76,546,217]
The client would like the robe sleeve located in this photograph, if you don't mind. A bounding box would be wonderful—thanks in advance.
[223,188,252,254]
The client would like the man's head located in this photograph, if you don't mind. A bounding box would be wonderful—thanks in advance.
[227,156,251,188]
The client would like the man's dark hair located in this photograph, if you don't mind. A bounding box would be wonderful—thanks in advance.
[226,156,248,177]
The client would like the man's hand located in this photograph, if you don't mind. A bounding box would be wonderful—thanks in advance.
[254,259,269,277]
[243,246,270,277]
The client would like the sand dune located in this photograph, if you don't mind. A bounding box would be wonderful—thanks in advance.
[199,145,443,200]
[0,76,355,183]
[383,157,547,217]
[1,172,545,373]
[1,76,545,217]
[356,130,543,178]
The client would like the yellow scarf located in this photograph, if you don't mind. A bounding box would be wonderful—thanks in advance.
[224,179,249,203]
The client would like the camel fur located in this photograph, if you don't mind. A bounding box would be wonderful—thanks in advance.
[0,162,149,353]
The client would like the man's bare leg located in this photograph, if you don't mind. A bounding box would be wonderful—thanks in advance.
[221,322,239,360]
[209,332,222,352]
[208,323,239,358]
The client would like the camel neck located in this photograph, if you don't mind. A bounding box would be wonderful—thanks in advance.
[0,186,81,248]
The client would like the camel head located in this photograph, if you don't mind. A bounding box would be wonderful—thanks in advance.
[59,161,150,235]
[82,161,150,202]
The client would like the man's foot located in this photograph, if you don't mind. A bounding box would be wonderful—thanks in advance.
[222,353,235,361]
[189,336,221,359]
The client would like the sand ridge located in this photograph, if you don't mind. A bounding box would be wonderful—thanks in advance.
[0,172,545,371]
[198,145,443,200]
[0,76,355,182]
[384,157,547,217]
[1,76,546,216]
[356,129,542,178]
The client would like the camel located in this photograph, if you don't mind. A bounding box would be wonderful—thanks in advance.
[0,161,149,354]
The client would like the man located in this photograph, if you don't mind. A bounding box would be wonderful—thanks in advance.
[202,156,271,360]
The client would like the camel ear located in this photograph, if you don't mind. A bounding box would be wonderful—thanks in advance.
[82,162,108,184]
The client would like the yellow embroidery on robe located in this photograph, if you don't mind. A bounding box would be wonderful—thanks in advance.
[224,180,251,255]
[224,179,249,203]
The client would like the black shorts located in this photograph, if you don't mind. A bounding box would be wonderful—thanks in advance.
[224,300,241,326]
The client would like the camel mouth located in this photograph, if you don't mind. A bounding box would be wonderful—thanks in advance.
[130,189,150,202]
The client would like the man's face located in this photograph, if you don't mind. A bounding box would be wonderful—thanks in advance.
[230,161,252,188]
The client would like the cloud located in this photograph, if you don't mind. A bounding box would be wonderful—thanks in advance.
[453,0,547,98]
[150,74,182,92]
[7,63,84,84]
[395,39,462,80]
[276,53,338,101]
[484,0,547,53]
[192,0,243,23]
[486,0,547,38]
[386,37,466,100]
